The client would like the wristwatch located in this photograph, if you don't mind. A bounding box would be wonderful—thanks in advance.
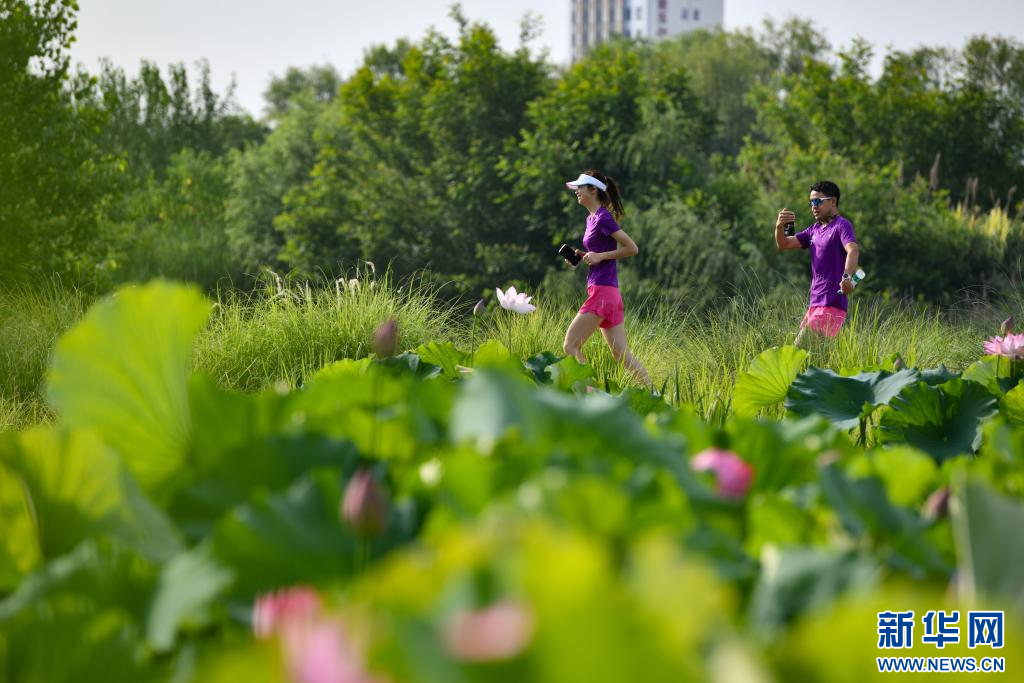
[841,273,853,281]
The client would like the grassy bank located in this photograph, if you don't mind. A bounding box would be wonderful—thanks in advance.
[1,274,1017,432]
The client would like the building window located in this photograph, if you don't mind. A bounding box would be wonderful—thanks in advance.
[657,27,667,36]
[659,11,666,23]
[636,7,642,20]
[682,8,689,19]
[694,8,701,20]
[624,6,631,20]
[658,0,667,8]
[624,28,631,37]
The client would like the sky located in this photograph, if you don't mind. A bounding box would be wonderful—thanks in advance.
[71,1,1024,117]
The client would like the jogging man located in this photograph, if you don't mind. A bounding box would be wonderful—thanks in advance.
[775,180,861,347]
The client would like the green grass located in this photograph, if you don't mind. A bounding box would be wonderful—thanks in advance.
[1,273,1018,432]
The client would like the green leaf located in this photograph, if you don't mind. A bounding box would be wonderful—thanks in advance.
[0,541,159,683]
[523,350,561,384]
[748,547,876,634]
[0,427,182,569]
[866,446,938,507]
[211,471,357,597]
[547,356,595,392]
[954,480,1024,612]
[414,341,469,380]
[962,356,1018,395]
[45,281,211,495]
[784,367,921,429]
[732,346,807,417]
[818,463,951,576]
[146,544,234,652]
[1002,383,1024,426]
[878,379,999,462]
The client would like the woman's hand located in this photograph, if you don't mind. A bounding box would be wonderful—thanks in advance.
[581,251,603,266]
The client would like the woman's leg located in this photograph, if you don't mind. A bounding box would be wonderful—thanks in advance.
[563,312,604,364]
[600,323,652,387]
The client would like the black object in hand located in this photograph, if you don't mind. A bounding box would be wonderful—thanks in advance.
[784,221,796,237]
[558,244,582,266]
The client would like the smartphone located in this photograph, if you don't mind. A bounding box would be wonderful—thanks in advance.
[558,244,582,266]
[784,221,796,237]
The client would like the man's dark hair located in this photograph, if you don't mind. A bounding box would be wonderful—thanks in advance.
[810,180,841,207]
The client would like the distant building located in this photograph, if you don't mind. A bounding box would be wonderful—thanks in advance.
[571,0,724,62]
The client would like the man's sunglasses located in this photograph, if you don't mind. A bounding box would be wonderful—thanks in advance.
[808,197,833,207]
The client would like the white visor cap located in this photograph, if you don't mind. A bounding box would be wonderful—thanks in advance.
[565,173,607,192]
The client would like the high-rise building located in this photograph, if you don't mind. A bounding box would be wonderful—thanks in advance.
[571,0,724,62]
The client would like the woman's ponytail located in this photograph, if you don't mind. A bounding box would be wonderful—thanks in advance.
[584,169,625,221]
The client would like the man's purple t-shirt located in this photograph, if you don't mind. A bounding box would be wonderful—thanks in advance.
[583,206,621,287]
[795,214,857,311]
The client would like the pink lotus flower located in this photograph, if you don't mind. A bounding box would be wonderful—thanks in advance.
[443,599,535,662]
[495,286,536,315]
[690,448,754,498]
[983,333,1024,359]
[283,618,386,683]
[253,586,322,639]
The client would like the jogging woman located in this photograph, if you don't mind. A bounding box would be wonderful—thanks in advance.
[562,170,652,387]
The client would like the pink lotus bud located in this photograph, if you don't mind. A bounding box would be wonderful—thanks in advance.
[253,586,321,639]
[893,356,905,371]
[341,470,388,538]
[472,299,486,316]
[443,600,534,662]
[691,448,754,498]
[922,487,950,521]
[372,319,399,358]
[1001,317,1014,336]
[282,617,385,683]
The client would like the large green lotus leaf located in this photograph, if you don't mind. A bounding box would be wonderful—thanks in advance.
[784,367,921,429]
[46,281,211,494]
[523,349,561,384]
[178,375,358,532]
[747,546,877,634]
[211,470,358,597]
[547,356,595,392]
[733,346,807,417]
[473,339,523,375]
[451,369,713,503]
[920,365,960,385]
[863,446,937,507]
[724,415,842,493]
[0,541,159,683]
[878,379,999,462]
[146,543,233,652]
[1002,383,1024,425]
[962,355,1019,395]
[414,341,469,380]
[0,427,181,570]
[0,448,40,591]
[818,463,950,576]
[953,480,1024,612]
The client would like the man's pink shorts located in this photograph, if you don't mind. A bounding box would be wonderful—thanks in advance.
[579,285,624,329]
[800,306,846,337]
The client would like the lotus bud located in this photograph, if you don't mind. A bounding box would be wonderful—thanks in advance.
[473,299,486,316]
[893,356,905,371]
[1001,316,1014,336]
[923,486,950,521]
[690,448,753,498]
[372,318,399,358]
[341,469,388,538]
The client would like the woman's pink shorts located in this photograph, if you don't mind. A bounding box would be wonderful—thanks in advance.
[579,285,625,329]
[800,306,846,337]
